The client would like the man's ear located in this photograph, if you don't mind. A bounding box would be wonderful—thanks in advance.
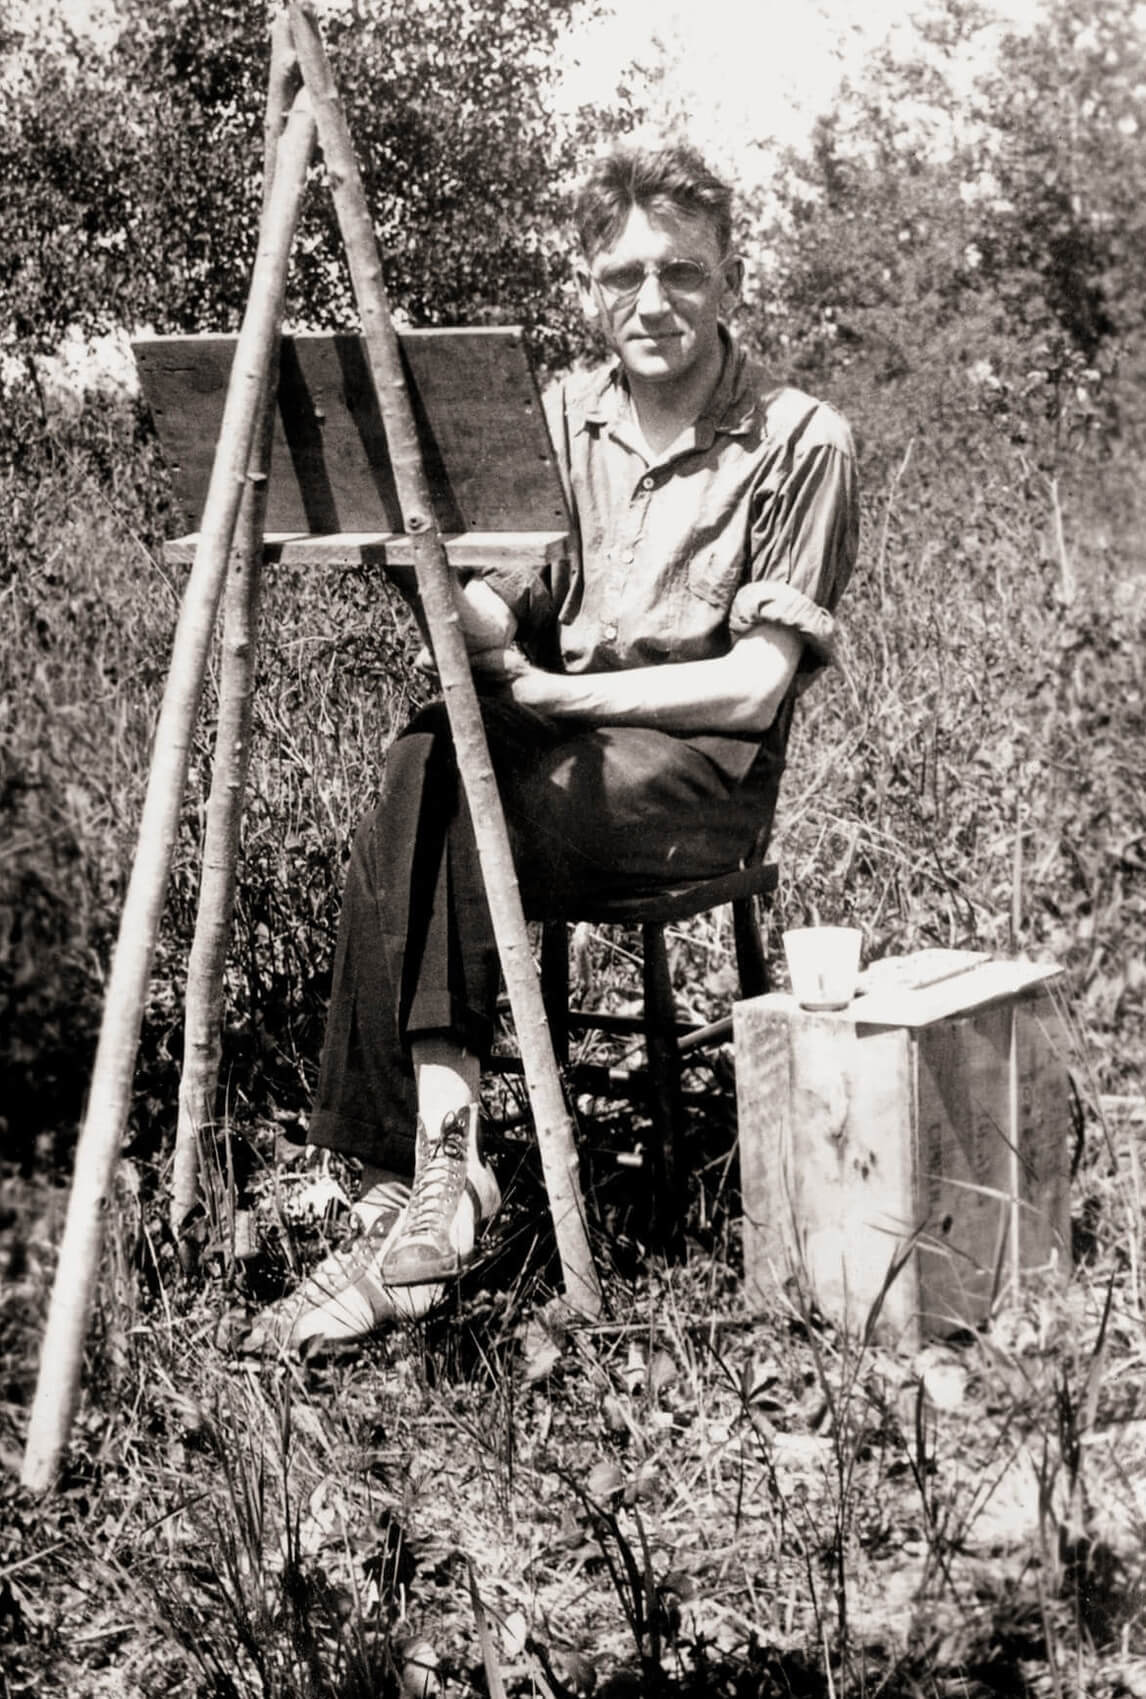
[721,255,745,310]
[575,261,600,322]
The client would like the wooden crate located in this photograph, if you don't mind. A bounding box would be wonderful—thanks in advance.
[733,957,1073,1346]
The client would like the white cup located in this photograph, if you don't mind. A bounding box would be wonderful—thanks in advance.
[782,926,863,1011]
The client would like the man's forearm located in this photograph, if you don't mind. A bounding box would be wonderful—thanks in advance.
[499,625,805,735]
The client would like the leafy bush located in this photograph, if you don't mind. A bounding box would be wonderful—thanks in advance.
[0,0,633,364]
[0,384,436,1165]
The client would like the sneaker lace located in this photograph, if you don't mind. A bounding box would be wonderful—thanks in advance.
[299,1182,409,1295]
[295,1217,371,1302]
[353,1179,410,1231]
[404,1119,468,1238]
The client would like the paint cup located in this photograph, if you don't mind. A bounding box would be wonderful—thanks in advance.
[782,926,864,1012]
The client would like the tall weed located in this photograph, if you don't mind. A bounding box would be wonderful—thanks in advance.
[4,368,1144,1178]
[0,386,427,1172]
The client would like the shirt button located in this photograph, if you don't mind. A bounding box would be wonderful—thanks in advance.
[640,475,654,490]
[603,623,618,641]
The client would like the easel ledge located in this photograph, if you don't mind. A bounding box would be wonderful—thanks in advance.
[162,529,569,571]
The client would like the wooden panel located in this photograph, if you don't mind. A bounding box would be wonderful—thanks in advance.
[786,1016,917,1344]
[850,958,1063,1029]
[276,335,401,531]
[914,1005,1014,1333]
[733,1001,792,1310]
[133,330,569,536]
[399,331,567,533]
[735,1000,918,1342]
[1013,992,1073,1274]
[858,948,990,994]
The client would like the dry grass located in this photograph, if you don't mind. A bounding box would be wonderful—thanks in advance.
[2,387,1145,1694]
[3,1103,1145,1696]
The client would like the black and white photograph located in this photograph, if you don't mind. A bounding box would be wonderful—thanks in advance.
[2,0,1144,1692]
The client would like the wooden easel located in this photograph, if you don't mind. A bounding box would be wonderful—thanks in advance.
[139,325,575,1221]
[22,2,598,1494]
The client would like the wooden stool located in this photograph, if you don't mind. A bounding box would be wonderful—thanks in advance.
[540,860,778,1246]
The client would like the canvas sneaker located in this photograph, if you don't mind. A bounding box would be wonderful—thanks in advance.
[238,1177,444,1354]
[380,1104,501,1286]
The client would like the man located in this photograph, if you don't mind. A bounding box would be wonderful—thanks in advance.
[243,141,859,1353]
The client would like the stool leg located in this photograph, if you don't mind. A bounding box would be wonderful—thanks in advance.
[541,921,570,1066]
[642,921,685,1251]
[732,896,770,1000]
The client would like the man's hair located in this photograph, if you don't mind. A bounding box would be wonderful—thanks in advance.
[574,143,734,261]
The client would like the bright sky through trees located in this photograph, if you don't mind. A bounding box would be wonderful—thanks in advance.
[27,0,1047,182]
[556,0,1045,179]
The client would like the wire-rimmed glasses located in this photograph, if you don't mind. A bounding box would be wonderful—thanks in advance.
[589,255,734,309]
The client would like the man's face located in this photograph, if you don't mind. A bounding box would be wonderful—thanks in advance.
[578,205,738,388]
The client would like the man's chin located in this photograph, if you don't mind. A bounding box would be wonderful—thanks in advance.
[621,339,689,380]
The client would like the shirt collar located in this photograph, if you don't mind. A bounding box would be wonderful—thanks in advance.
[573,328,759,443]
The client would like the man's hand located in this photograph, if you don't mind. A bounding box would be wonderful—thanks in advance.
[413,580,520,681]
[474,623,805,736]
[470,645,535,684]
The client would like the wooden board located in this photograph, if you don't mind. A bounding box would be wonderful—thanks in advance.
[1013,995,1073,1272]
[914,1005,1014,1334]
[787,1016,918,1341]
[735,1001,919,1340]
[161,530,569,574]
[133,329,569,536]
[734,979,1072,1346]
[733,1002,791,1308]
[848,958,1063,1030]
[857,948,991,996]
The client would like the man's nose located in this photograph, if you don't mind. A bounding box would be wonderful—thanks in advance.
[634,269,672,314]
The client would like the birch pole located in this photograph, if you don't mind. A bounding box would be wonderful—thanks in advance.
[288,1,600,1319]
[172,14,298,1255]
[21,88,318,1494]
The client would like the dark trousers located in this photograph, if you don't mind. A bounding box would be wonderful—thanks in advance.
[308,699,784,1173]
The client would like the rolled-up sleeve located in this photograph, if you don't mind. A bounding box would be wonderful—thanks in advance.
[466,561,554,633]
[731,416,860,669]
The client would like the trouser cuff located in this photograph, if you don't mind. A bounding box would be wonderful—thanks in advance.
[306,1109,418,1175]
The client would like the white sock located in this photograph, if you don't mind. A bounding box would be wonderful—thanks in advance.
[412,1040,480,1144]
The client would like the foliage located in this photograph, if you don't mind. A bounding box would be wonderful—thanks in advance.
[0,386,432,1170]
[0,0,638,366]
[0,392,174,1170]
[971,0,1146,361]
[747,0,1146,471]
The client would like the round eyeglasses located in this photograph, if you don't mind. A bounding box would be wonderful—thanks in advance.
[590,256,732,308]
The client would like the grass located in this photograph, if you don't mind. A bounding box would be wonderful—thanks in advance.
[1,377,1145,1694]
[3,1118,1145,1696]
